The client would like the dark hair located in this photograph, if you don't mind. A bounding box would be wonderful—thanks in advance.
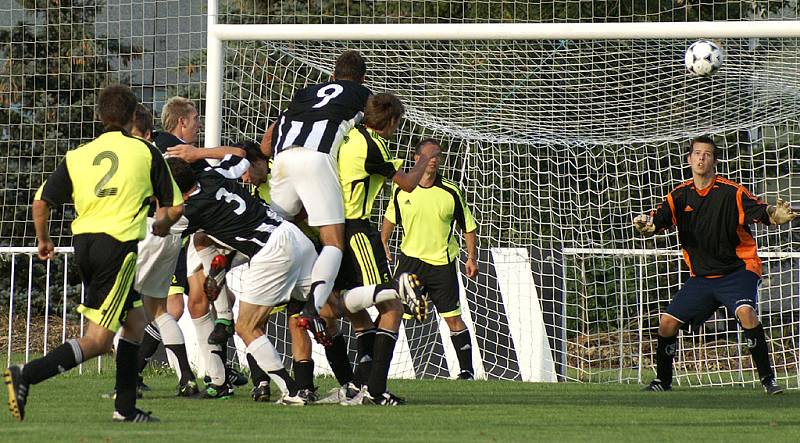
[231,140,267,164]
[97,84,138,130]
[132,104,154,138]
[688,135,719,160]
[363,93,405,131]
[166,157,196,193]
[415,138,442,155]
[334,50,367,81]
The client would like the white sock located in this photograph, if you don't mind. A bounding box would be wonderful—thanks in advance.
[155,313,186,381]
[246,335,287,394]
[344,285,399,312]
[213,286,234,322]
[310,246,343,312]
[191,312,225,385]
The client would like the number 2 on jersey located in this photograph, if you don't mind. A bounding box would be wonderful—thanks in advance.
[313,84,344,109]
[93,151,119,197]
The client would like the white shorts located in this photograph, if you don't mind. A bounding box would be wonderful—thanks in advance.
[134,218,183,299]
[269,147,344,226]
[238,222,317,307]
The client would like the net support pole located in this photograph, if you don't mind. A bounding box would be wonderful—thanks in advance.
[205,0,224,149]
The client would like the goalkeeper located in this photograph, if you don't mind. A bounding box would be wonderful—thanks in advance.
[633,136,796,394]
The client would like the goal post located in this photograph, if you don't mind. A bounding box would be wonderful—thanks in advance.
[203,0,800,386]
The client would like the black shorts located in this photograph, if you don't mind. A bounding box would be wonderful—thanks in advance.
[396,254,461,317]
[335,219,391,291]
[169,242,189,295]
[666,268,760,328]
[73,233,142,332]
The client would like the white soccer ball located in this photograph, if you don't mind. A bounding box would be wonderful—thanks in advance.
[684,40,724,76]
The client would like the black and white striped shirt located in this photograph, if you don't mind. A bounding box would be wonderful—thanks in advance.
[271,80,372,159]
[182,155,283,258]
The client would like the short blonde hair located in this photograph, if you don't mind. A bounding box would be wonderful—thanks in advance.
[161,96,195,132]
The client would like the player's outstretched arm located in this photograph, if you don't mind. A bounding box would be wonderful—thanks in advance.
[152,205,184,237]
[32,199,55,260]
[166,144,246,162]
[632,214,656,237]
[767,198,797,225]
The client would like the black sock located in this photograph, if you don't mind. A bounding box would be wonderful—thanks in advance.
[136,323,161,375]
[366,329,398,397]
[165,344,195,384]
[115,338,140,416]
[246,353,269,385]
[353,328,376,386]
[324,333,354,385]
[743,324,774,381]
[656,335,677,387]
[293,359,315,390]
[22,339,82,385]
[450,329,474,374]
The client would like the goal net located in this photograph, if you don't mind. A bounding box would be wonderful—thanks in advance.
[214,26,800,385]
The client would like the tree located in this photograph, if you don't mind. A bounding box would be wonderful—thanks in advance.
[0,0,139,312]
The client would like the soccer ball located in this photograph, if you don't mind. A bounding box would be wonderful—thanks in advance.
[684,40,724,76]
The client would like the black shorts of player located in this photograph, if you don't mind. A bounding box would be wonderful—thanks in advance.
[72,233,141,332]
[168,242,189,295]
[395,254,461,318]
[334,219,391,291]
[665,268,760,328]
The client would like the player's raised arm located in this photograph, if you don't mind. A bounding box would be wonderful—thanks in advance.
[165,144,246,163]
[260,121,276,158]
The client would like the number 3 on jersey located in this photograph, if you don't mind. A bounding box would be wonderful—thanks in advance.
[313,84,344,109]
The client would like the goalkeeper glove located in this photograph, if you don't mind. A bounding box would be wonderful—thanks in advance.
[768,198,797,225]
[632,214,656,236]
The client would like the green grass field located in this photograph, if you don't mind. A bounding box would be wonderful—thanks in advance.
[3,371,800,442]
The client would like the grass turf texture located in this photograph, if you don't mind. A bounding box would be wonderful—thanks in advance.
[3,372,800,442]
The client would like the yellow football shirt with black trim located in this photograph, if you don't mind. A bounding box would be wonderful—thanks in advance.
[385,174,477,266]
[338,125,403,220]
[35,131,183,242]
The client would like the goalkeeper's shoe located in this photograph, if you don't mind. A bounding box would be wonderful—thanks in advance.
[4,365,28,421]
[177,380,200,397]
[251,381,271,402]
[641,379,672,392]
[208,319,234,345]
[762,376,784,395]
[296,313,333,347]
[457,370,475,380]
[397,272,429,322]
[203,254,228,301]
[202,382,233,399]
[112,408,160,423]
[317,382,360,405]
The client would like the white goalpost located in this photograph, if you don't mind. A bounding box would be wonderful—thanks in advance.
[201,0,800,386]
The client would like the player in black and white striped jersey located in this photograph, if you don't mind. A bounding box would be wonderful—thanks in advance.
[168,149,315,405]
[260,50,372,343]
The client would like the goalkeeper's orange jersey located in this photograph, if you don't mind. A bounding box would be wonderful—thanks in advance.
[650,175,771,278]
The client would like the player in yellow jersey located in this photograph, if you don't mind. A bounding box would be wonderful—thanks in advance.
[382,138,480,380]
[331,93,439,405]
[5,85,183,422]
